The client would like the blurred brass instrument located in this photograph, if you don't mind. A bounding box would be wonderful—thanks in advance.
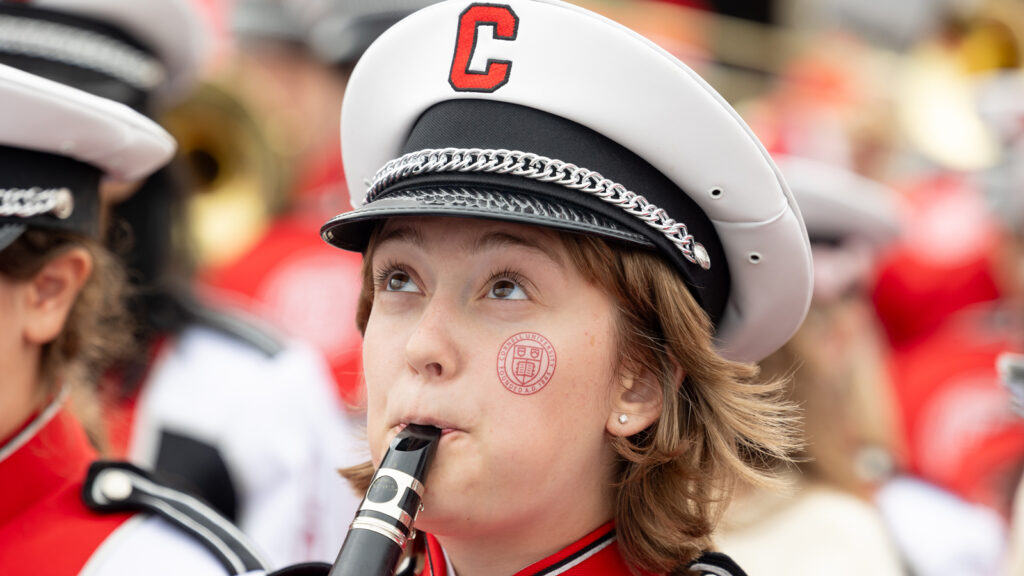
[160,79,291,271]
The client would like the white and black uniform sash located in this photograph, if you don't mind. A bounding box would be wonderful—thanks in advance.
[82,461,268,575]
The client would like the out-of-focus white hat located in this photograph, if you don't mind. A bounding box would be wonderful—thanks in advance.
[0,0,207,109]
[774,155,906,301]
[0,63,175,252]
[321,0,814,363]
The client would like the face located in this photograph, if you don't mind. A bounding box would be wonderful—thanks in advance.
[0,272,24,370]
[363,217,623,540]
[0,272,41,441]
[0,245,93,441]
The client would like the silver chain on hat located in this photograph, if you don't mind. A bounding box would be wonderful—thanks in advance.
[0,187,74,220]
[366,148,711,270]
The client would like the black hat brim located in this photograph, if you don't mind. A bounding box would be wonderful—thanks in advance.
[0,223,25,252]
[321,184,653,253]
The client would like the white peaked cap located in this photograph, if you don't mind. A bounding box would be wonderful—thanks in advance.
[10,0,208,105]
[774,155,907,301]
[775,156,905,248]
[0,63,175,180]
[322,0,813,363]
[0,63,175,250]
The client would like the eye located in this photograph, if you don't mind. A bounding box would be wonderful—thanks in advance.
[374,264,421,293]
[386,270,420,292]
[487,271,528,300]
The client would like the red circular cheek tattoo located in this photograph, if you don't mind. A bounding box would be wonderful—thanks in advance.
[497,332,557,395]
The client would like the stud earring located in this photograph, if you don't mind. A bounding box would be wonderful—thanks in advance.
[618,414,629,425]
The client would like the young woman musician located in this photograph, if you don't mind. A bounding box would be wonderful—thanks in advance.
[312,1,815,575]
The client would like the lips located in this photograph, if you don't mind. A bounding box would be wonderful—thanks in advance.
[396,418,461,436]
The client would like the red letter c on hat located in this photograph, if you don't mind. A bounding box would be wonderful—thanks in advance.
[449,4,519,93]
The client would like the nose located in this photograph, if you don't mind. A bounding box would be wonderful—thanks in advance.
[405,297,460,381]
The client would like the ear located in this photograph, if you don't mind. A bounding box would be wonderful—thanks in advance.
[607,361,682,437]
[23,247,93,346]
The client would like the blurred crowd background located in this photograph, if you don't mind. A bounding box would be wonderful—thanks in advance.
[47,0,1024,573]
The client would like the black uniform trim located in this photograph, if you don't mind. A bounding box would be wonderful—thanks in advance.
[153,430,239,522]
[687,551,748,576]
[533,528,616,575]
[82,461,268,575]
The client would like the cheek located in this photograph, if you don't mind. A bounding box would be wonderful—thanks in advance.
[361,315,404,462]
[0,288,24,355]
[549,322,619,416]
[362,312,404,392]
[495,332,558,396]
[492,328,617,437]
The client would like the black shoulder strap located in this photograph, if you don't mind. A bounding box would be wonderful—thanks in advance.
[687,551,749,576]
[82,461,268,575]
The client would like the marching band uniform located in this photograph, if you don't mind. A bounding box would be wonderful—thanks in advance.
[0,393,263,576]
[271,525,750,575]
[0,63,267,575]
[412,524,747,576]
[120,322,364,564]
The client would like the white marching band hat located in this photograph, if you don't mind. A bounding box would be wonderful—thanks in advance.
[773,156,906,301]
[321,0,814,363]
[0,0,207,109]
[0,63,175,252]
[775,156,904,247]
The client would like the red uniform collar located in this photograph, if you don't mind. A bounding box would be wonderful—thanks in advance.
[0,393,97,525]
[0,393,137,575]
[422,521,650,576]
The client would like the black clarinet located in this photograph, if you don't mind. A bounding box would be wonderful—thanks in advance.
[328,424,442,576]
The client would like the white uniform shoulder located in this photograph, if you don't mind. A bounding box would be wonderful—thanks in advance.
[130,323,364,566]
[79,515,266,576]
[135,324,340,447]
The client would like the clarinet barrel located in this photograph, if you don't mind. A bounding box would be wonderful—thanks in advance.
[329,424,441,576]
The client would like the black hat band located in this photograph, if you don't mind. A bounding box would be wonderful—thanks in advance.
[368,147,712,270]
[0,145,101,239]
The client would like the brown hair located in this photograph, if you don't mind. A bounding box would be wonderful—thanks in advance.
[344,228,799,574]
[0,229,133,436]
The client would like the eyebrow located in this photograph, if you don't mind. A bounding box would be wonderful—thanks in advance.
[472,231,565,267]
[375,224,423,248]
[375,222,565,267]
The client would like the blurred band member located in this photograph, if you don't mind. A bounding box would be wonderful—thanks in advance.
[0,63,268,576]
[716,157,907,575]
[0,0,358,565]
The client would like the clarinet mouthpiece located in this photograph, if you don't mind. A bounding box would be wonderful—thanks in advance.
[328,424,442,576]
